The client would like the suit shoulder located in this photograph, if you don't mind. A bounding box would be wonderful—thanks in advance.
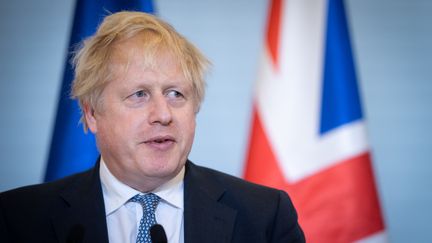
[187,162,284,199]
[186,162,304,242]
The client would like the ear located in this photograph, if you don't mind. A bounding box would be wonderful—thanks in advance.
[83,103,98,133]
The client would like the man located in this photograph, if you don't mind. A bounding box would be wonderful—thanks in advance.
[0,11,305,243]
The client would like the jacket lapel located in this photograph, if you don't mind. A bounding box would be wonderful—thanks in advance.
[184,161,237,243]
[51,163,109,243]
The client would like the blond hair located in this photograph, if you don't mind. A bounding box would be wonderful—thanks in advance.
[72,11,210,131]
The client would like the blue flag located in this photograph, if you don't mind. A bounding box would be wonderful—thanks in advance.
[45,0,155,182]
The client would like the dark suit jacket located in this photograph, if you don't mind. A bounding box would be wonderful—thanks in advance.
[0,160,305,243]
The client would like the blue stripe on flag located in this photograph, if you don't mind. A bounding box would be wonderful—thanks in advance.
[320,0,363,135]
[45,0,155,182]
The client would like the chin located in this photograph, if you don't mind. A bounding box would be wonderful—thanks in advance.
[143,160,183,177]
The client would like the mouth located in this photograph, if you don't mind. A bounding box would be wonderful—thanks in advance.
[143,135,176,150]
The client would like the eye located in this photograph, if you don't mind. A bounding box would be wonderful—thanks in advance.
[125,90,148,102]
[166,90,184,99]
[135,90,145,97]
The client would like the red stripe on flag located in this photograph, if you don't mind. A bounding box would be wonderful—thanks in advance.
[290,153,385,243]
[244,105,286,187]
[244,108,385,242]
[266,0,282,69]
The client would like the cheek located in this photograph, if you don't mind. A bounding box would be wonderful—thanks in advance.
[182,115,196,141]
[97,120,121,145]
[113,108,146,128]
[190,119,196,134]
[96,112,134,142]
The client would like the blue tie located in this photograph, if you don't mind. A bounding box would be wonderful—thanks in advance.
[130,193,161,243]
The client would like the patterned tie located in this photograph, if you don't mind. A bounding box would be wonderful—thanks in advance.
[129,193,161,243]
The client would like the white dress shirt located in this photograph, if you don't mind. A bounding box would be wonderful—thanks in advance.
[100,158,184,243]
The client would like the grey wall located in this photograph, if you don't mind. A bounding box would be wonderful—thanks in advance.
[0,0,431,242]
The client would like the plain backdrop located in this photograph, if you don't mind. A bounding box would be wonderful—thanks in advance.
[0,0,431,242]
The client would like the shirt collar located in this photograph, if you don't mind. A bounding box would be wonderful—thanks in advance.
[152,165,184,210]
[99,157,184,216]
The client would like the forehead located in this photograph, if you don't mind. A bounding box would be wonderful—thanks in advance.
[104,36,196,94]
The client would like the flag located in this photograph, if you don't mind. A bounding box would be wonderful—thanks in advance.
[45,0,155,182]
[244,0,386,242]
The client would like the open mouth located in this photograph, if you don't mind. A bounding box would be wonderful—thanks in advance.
[151,137,174,143]
[144,135,176,149]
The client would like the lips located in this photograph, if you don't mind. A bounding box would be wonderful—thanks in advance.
[143,135,176,150]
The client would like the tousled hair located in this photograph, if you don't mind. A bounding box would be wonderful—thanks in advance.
[71,11,210,131]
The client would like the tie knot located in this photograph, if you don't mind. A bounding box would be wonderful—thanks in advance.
[130,193,160,213]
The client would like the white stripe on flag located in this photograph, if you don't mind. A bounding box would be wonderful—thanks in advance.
[257,0,369,182]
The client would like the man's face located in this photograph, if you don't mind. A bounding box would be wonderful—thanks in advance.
[85,37,196,191]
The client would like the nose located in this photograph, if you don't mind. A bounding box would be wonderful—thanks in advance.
[148,94,173,126]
